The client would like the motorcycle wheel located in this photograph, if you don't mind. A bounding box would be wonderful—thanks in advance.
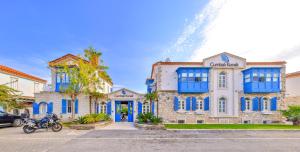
[51,123,63,132]
[23,125,36,134]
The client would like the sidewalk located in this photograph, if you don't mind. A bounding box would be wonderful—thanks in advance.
[96,122,137,130]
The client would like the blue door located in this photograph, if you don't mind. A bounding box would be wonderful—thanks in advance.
[127,101,134,122]
[115,101,122,122]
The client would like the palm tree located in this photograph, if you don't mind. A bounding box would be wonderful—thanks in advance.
[145,91,158,116]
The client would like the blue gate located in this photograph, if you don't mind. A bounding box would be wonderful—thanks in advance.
[128,101,134,122]
[114,101,134,122]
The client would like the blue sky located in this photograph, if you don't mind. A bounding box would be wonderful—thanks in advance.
[0,0,209,93]
[1,0,300,93]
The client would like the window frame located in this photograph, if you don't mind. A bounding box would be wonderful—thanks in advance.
[100,102,107,113]
[142,102,151,114]
[218,97,226,113]
[179,100,185,110]
[245,98,251,111]
[67,99,72,113]
[218,72,227,88]
[196,98,204,111]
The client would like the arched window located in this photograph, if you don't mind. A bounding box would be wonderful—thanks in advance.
[100,102,107,113]
[245,98,251,111]
[263,97,269,111]
[196,98,204,111]
[142,102,150,114]
[219,72,226,88]
[39,103,47,114]
[218,97,226,113]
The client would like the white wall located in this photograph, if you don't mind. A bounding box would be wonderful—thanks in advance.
[0,72,45,97]
[286,77,300,97]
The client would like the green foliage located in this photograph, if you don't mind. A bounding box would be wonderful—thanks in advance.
[137,113,162,125]
[281,105,300,125]
[77,113,111,124]
[0,85,23,110]
[145,92,158,101]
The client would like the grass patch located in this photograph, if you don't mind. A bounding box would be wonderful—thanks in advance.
[165,124,300,130]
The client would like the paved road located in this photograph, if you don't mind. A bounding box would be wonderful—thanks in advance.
[1,127,300,152]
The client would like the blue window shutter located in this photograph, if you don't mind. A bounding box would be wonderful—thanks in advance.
[75,99,78,114]
[106,101,111,115]
[173,97,179,111]
[241,97,245,111]
[47,102,53,114]
[204,97,209,111]
[192,97,197,111]
[271,97,277,111]
[138,102,142,115]
[61,99,67,114]
[186,97,191,111]
[33,102,39,115]
[96,103,99,114]
[260,97,264,111]
[252,97,258,111]
[151,102,155,114]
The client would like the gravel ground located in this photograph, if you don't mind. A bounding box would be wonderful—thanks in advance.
[1,127,300,152]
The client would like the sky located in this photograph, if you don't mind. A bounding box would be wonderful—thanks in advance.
[0,0,300,93]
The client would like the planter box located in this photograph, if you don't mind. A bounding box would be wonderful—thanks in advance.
[69,121,112,130]
[134,123,165,130]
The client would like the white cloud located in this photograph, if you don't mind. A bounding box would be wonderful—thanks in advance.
[177,0,300,73]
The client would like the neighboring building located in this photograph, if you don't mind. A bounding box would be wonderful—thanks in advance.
[34,54,113,120]
[147,52,286,124]
[0,65,46,115]
[285,71,300,106]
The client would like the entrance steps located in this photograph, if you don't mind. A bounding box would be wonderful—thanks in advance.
[95,122,137,130]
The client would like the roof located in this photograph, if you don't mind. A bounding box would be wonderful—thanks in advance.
[150,60,286,78]
[247,61,286,65]
[48,54,89,67]
[0,65,47,83]
[286,71,300,78]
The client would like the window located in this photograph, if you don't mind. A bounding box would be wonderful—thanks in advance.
[218,72,226,88]
[39,103,47,114]
[273,73,278,82]
[56,73,61,83]
[34,82,39,93]
[201,73,208,82]
[197,120,204,124]
[67,100,72,113]
[196,99,203,111]
[142,102,150,114]
[218,97,226,113]
[181,73,187,81]
[263,97,269,111]
[188,73,194,81]
[259,73,265,82]
[245,74,250,83]
[10,77,18,90]
[61,73,66,83]
[253,73,258,81]
[245,98,251,111]
[179,100,185,110]
[100,102,107,113]
[243,120,251,124]
[266,73,271,82]
[178,120,185,124]
[195,73,201,82]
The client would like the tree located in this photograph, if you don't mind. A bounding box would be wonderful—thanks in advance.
[145,91,158,116]
[58,57,99,119]
[83,47,110,114]
[58,47,111,118]
[281,105,300,126]
[0,85,22,111]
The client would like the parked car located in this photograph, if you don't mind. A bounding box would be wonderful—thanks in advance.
[0,111,22,127]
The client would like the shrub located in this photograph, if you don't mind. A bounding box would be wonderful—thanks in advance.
[77,113,111,124]
[281,105,300,125]
[137,113,162,125]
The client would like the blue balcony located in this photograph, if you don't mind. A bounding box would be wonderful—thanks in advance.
[55,72,70,92]
[243,68,281,93]
[176,67,210,94]
[146,79,154,93]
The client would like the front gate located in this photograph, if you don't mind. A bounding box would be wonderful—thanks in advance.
[115,101,134,122]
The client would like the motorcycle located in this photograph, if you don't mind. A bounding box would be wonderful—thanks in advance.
[23,113,63,134]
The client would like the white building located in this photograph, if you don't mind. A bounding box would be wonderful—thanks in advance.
[34,54,113,120]
[0,65,46,115]
[285,71,300,106]
[147,52,286,124]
